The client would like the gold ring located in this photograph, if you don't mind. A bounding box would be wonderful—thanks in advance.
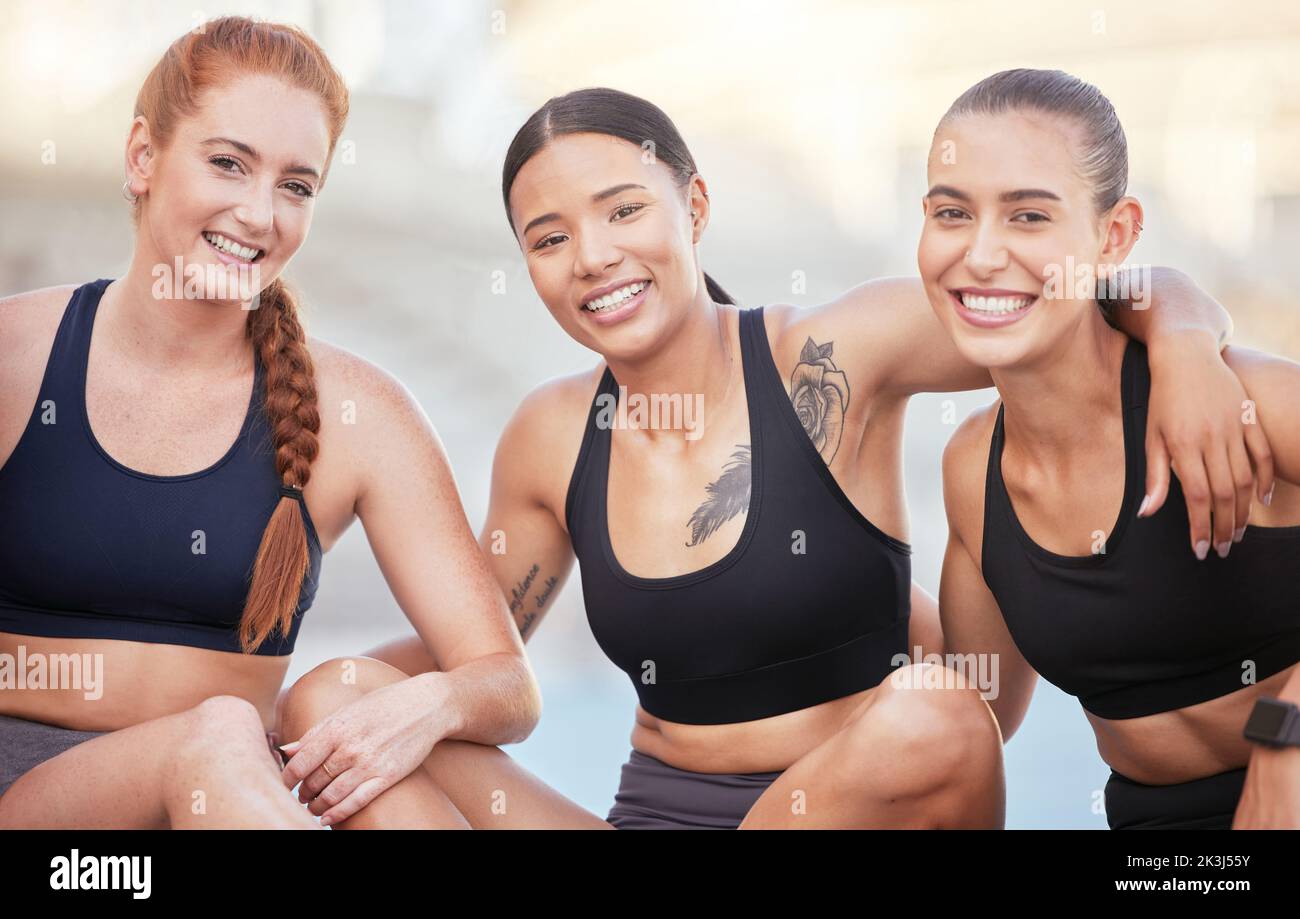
[323,763,335,779]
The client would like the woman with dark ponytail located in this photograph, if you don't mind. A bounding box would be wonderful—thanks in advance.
[0,17,537,829]
[927,69,1300,829]
[355,87,1273,829]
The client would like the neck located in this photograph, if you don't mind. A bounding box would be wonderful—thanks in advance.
[602,279,736,446]
[990,309,1129,461]
[100,242,255,375]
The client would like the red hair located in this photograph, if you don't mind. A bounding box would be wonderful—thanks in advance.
[132,17,349,652]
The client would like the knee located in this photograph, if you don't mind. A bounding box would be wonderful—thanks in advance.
[859,664,1001,774]
[279,656,409,740]
[173,694,265,763]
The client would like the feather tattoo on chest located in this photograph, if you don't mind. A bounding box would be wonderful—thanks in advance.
[682,336,848,548]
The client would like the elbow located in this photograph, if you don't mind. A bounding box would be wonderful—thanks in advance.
[508,654,544,744]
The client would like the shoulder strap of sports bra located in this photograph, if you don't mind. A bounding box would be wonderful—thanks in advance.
[563,364,619,537]
[44,279,110,412]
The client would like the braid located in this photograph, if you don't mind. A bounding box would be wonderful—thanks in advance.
[238,279,321,652]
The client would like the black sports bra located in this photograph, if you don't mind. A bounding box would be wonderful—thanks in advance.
[980,337,1300,719]
[564,306,912,725]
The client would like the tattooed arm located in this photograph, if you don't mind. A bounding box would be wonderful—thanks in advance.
[797,271,1270,552]
[363,373,590,674]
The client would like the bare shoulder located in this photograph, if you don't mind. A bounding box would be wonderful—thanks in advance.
[0,285,80,468]
[0,284,78,351]
[306,336,416,412]
[301,336,440,495]
[1222,345,1300,479]
[493,363,608,517]
[941,399,1002,543]
[1222,345,1300,397]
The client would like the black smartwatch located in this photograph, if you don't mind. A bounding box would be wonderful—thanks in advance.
[1243,698,1300,748]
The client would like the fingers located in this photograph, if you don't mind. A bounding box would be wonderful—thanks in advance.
[1243,417,1276,507]
[1203,446,1237,558]
[306,767,366,818]
[1171,451,1212,560]
[297,760,342,804]
[319,776,389,827]
[1140,434,1170,518]
[279,731,330,790]
[1228,438,1255,543]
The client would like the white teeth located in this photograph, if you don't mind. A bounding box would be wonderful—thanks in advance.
[959,293,1033,314]
[203,231,261,262]
[583,281,647,312]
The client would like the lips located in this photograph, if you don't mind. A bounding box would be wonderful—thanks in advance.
[581,278,649,309]
[202,230,265,263]
[948,288,1039,329]
[581,279,651,327]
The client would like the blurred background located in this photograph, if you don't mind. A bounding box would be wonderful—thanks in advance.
[2,0,1298,829]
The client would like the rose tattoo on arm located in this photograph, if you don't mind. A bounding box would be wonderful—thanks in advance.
[790,337,849,465]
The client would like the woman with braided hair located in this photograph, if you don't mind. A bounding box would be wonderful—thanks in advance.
[0,17,534,829]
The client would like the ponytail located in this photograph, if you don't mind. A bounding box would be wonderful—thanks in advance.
[704,272,735,306]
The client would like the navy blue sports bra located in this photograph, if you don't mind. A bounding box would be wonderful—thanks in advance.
[565,306,912,725]
[0,279,321,655]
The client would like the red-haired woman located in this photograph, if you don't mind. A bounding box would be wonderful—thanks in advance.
[0,17,533,829]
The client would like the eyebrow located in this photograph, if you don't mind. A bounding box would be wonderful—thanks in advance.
[201,137,320,180]
[926,184,1061,203]
[521,183,649,237]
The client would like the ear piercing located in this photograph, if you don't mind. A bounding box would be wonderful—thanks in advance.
[121,180,138,203]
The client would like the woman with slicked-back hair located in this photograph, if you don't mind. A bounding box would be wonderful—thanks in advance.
[348,87,1275,829]
[0,16,537,829]
[928,69,1300,829]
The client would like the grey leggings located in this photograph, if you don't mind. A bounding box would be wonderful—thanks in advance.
[0,712,109,801]
[605,748,783,829]
[0,711,286,806]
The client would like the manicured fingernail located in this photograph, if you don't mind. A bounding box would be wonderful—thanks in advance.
[1194,540,1209,561]
[320,816,332,826]
[1233,527,1245,543]
[1264,485,1274,506]
[1215,541,1230,559]
[1137,494,1152,517]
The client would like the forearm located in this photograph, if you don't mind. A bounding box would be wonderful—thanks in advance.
[1107,266,1232,355]
[1277,667,1300,706]
[414,651,542,747]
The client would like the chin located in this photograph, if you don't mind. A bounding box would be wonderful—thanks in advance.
[947,325,1036,371]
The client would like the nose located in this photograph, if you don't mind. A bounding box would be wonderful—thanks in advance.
[572,221,621,279]
[964,221,1009,277]
[232,179,275,239]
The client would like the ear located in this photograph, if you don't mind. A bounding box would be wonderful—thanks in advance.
[686,173,710,243]
[1098,195,1143,272]
[124,116,155,197]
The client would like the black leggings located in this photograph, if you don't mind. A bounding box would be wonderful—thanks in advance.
[1104,766,1247,829]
